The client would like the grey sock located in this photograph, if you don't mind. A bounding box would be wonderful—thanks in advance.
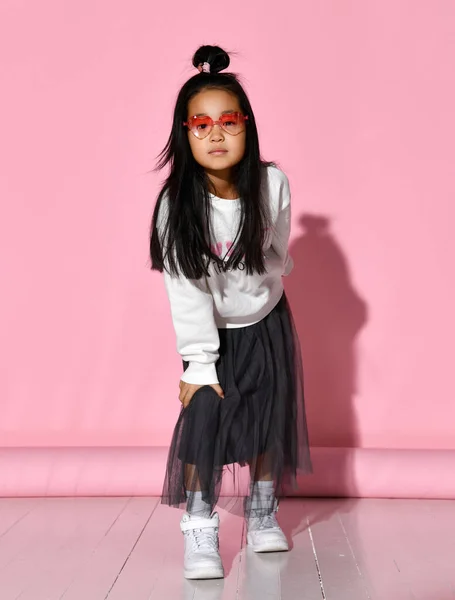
[185,490,212,519]
[250,480,275,517]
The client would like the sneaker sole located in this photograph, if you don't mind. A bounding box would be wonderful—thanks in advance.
[184,566,224,580]
[247,534,289,553]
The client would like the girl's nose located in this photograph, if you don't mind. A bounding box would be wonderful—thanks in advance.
[210,123,224,142]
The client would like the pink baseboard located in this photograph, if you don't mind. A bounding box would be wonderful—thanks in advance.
[0,446,454,498]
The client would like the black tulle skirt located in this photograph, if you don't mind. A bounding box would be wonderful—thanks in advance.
[160,292,313,518]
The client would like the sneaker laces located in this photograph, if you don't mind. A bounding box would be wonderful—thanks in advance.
[187,527,218,552]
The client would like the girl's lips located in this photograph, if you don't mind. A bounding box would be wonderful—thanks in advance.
[209,149,228,155]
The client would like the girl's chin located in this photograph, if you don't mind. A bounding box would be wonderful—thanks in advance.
[203,157,241,170]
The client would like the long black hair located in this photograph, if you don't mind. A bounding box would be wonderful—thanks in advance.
[149,44,273,279]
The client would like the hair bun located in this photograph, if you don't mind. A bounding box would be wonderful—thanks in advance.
[192,45,230,74]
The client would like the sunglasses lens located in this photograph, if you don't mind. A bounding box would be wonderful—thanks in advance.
[186,113,246,138]
[220,113,245,135]
[189,116,212,139]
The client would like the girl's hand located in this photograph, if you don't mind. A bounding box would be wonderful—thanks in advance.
[179,381,224,408]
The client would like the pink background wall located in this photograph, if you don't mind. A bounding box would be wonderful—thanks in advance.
[1,1,455,495]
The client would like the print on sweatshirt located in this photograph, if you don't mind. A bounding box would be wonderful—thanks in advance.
[210,240,245,273]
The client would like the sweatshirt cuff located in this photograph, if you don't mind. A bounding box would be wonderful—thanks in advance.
[180,362,219,385]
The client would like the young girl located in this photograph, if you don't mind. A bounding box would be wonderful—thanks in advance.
[149,45,313,580]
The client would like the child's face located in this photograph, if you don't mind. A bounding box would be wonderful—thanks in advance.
[186,89,246,174]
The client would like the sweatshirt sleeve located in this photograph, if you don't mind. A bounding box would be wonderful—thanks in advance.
[271,169,294,276]
[163,271,220,385]
[156,194,220,385]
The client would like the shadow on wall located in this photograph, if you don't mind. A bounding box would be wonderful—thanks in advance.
[285,213,368,491]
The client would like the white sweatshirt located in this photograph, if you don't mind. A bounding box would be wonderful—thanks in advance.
[158,165,294,385]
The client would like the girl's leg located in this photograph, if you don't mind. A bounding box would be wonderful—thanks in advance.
[245,453,278,518]
[248,453,276,513]
[184,463,212,518]
[245,454,288,552]
[250,453,273,481]
[248,454,275,494]
[180,385,220,518]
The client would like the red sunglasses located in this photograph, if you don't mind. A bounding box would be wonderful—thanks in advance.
[184,112,248,139]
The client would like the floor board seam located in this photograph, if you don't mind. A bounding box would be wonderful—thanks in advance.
[307,517,326,599]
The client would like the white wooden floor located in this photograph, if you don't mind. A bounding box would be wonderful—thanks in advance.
[0,497,454,600]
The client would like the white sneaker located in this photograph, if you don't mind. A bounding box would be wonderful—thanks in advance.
[247,503,289,553]
[180,511,224,579]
